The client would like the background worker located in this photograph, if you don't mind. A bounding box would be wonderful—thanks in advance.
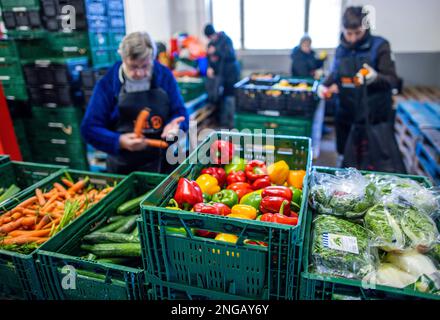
[318,6,400,165]
[290,34,327,79]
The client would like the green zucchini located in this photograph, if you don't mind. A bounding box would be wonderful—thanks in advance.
[107,215,128,223]
[131,226,139,237]
[96,257,133,265]
[80,243,141,257]
[116,191,152,215]
[93,216,133,233]
[115,215,138,234]
[83,232,139,244]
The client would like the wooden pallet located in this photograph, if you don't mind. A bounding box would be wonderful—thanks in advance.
[395,86,440,103]
[394,112,420,153]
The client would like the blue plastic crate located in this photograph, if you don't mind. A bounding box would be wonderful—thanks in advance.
[397,101,440,130]
[87,16,108,30]
[109,16,125,29]
[424,102,440,119]
[416,141,440,185]
[85,0,106,16]
[107,0,124,15]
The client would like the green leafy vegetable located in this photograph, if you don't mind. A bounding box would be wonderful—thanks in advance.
[400,208,439,251]
[312,215,377,279]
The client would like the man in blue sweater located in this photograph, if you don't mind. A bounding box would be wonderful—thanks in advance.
[81,32,189,174]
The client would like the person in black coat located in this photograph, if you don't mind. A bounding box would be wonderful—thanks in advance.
[290,35,326,79]
[204,24,240,128]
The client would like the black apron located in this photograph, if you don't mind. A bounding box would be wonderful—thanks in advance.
[106,80,171,175]
[337,54,392,125]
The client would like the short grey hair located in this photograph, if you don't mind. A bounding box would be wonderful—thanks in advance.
[118,31,157,60]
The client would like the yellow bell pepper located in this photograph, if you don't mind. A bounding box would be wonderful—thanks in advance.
[230,204,257,220]
[267,160,290,185]
[287,170,306,189]
[227,213,252,220]
[215,233,238,244]
[195,174,220,196]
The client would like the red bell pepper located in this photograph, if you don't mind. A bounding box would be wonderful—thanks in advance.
[260,213,298,226]
[196,230,218,238]
[261,186,292,203]
[193,202,231,216]
[259,196,291,216]
[227,182,253,200]
[174,178,203,210]
[251,175,271,190]
[201,167,226,187]
[245,160,268,181]
[210,140,234,165]
[226,170,247,185]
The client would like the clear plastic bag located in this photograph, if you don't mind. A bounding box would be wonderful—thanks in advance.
[364,204,406,252]
[310,168,376,219]
[312,214,378,279]
[399,208,439,252]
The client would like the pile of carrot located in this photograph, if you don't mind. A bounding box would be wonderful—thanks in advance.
[0,176,114,250]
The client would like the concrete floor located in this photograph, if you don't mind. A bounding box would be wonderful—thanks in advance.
[314,125,338,168]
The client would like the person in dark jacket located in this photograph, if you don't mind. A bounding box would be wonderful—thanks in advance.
[291,35,326,78]
[318,6,400,165]
[204,24,240,128]
[81,32,189,174]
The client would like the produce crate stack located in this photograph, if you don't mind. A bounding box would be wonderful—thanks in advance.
[234,74,319,138]
[0,0,127,170]
[394,100,440,185]
[176,76,206,103]
[79,66,108,108]
[5,100,33,161]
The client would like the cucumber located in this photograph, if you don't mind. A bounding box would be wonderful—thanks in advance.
[80,243,141,257]
[93,216,133,233]
[115,215,138,234]
[107,215,128,223]
[131,226,139,237]
[96,257,133,265]
[116,191,152,215]
[84,253,97,260]
[83,232,139,244]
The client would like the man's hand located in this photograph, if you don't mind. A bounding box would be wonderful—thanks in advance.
[207,67,215,78]
[317,84,339,99]
[356,63,378,86]
[161,116,185,140]
[119,133,147,152]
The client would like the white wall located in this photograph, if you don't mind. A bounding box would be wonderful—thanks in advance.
[124,0,172,43]
[346,0,440,53]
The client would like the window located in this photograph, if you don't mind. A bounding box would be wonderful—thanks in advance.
[210,0,342,50]
[308,0,342,48]
[212,0,241,49]
[244,0,305,49]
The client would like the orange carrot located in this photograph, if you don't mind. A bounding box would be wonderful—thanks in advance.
[42,217,60,230]
[18,196,37,208]
[68,178,89,194]
[23,209,38,216]
[0,218,23,234]
[145,138,168,149]
[61,178,74,188]
[35,189,46,206]
[11,207,23,214]
[1,236,49,245]
[11,212,23,220]
[21,217,36,227]
[42,193,59,211]
[8,229,50,237]
[134,109,150,137]
[35,215,51,230]
[54,183,70,199]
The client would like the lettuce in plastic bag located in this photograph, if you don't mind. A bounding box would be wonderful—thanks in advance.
[310,169,376,218]
[364,204,405,252]
[312,215,377,279]
[400,208,439,252]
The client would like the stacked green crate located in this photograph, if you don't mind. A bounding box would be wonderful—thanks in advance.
[0,40,28,100]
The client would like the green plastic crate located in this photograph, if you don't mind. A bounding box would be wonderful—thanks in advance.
[177,78,206,102]
[91,48,114,68]
[140,131,312,300]
[29,106,84,141]
[15,38,50,59]
[299,166,440,301]
[0,40,19,58]
[1,80,28,100]
[0,0,40,10]
[37,172,166,300]
[0,161,65,209]
[0,169,125,300]
[31,154,90,171]
[47,32,90,56]
[109,31,125,48]
[89,32,110,48]
[0,155,10,165]
[234,113,313,137]
[7,29,47,40]
[0,60,25,81]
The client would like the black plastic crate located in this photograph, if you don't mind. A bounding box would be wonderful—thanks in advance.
[3,10,42,30]
[248,73,280,86]
[80,67,108,88]
[28,85,83,107]
[258,88,287,113]
[41,0,85,17]
[235,85,263,113]
[42,14,87,31]
[23,57,88,87]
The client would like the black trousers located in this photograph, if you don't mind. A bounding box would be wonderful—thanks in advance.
[335,121,352,155]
